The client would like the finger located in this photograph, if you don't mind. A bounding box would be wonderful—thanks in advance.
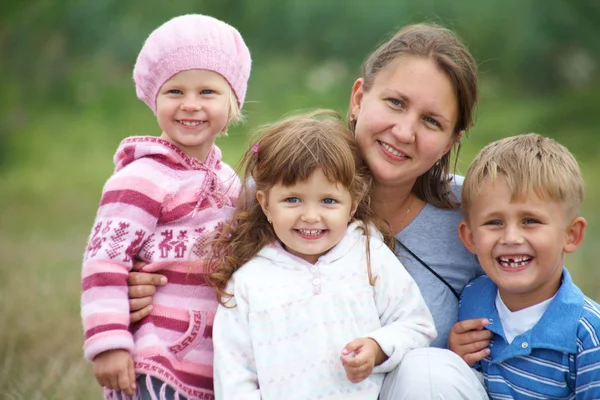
[118,367,132,396]
[452,318,489,334]
[128,356,137,393]
[463,347,491,367]
[129,296,153,312]
[128,283,156,300]
[95,374,107,389]
[342,339,363,356]
[459,338,491,355]
[345,366,371,383]
[341,354,366,369]
[127,272,167,287]
[130,305,153,324]
[108,373,120,391]
[455,329,493,346]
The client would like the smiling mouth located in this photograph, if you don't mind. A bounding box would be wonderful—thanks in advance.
[497,255,533,268]
[378,141,409,158]
[177,120,204,127]
[296,229,325,237]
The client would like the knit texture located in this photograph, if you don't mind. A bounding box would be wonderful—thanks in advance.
[133,14,251,113]
[213,223,437,400]
[81,137,240,400]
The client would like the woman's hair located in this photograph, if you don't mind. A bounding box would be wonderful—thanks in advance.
[349,23,479,209]
[207,109,393,305]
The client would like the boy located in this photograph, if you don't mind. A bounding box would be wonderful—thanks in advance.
[451,133,600,399]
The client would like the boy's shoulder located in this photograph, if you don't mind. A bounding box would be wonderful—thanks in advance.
[462,275,495,297]
[575,295,600,350]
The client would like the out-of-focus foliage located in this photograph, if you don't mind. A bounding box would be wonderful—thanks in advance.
[2,0,599,109]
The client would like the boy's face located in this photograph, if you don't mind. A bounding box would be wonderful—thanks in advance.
[458,177,586,311]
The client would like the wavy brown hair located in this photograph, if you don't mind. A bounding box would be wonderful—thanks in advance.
[207,109,393,305]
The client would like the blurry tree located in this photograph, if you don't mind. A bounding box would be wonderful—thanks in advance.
[1,0,598,116]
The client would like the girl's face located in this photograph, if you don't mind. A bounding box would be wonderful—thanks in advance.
[351,56,459,189]
[156,69,231,162]
[256,169,357,264]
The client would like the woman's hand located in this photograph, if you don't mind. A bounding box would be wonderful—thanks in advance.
[448,318,492,366]
[127,262,167,323]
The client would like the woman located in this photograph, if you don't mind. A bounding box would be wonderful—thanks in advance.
[127,23,490,398]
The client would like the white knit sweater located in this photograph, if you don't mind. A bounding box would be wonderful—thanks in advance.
[213,222,437,400]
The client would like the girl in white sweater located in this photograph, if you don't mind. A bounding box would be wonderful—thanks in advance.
[208,110,436,399]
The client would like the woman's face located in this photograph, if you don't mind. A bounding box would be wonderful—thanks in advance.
[351,56,459,189]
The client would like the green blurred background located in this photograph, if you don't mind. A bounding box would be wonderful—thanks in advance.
[1,1,599,398]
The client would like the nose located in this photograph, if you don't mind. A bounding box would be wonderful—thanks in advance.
[301,204,321,223]
[501,224,525,245]
[180,95,201,112]
[390,113,417,144]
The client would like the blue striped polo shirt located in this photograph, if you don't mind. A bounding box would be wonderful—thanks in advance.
[459,268,600,399]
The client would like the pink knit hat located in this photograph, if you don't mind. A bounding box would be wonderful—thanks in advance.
[133,14,251,114]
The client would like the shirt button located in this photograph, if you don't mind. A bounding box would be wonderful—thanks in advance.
[312,278,321,286]
[521,342,528,349]
[310,266,318,273]
[488,318,494,324]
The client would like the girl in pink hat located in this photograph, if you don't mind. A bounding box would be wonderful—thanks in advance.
[80,14,251,400]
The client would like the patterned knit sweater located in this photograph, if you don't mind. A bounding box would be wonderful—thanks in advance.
[81,136,240,400]
[213,223,437,400]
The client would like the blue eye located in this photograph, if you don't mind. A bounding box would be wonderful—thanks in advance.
[524,218,540,225]
[285,197,300,204]
[200,89,214,95]
[167,89,183,95]
[484,220,502,226]
[388,98,404,108]
[423,116,441,128]
[322,198,337,205]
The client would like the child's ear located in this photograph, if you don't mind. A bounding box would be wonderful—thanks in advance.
[256,190,270,220]
[564,217,586,253]
[458,220,477,255]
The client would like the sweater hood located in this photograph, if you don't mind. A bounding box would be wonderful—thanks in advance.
[113,136,222,173]
[258,221,381,266]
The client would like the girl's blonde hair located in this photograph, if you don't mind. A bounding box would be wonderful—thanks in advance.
[207,109,393,305]
[221,86,244,136]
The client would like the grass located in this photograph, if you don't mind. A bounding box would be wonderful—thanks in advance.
[2,63,600,397]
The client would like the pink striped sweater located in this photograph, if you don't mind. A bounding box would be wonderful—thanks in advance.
[81,136,240,399]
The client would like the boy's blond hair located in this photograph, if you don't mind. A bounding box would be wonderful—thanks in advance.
[462,133,583,221]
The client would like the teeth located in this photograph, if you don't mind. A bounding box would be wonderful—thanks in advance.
[380,142,407,157]
[298,229,323,236]
[179,120,202,126]
[498,256,532,268]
